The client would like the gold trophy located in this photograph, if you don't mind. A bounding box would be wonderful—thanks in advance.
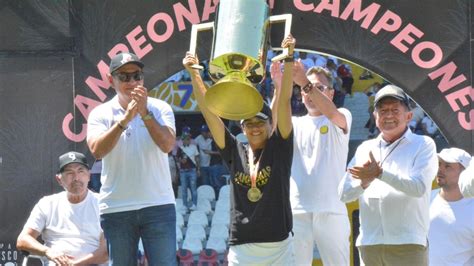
[189,0,292,120]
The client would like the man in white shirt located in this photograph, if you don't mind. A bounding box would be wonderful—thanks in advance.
[339,85,438,266]
[289,62,352,265]
[194,124,213,186]
[459,157,474,198]
[17,152,107,266]
[429,147,474,266]
[177,132,200,210]
[87,52,177,265]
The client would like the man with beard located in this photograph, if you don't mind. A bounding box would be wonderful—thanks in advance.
[428,148,473,266]
[17,151,107,266]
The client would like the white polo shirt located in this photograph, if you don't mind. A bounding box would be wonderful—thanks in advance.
[339,129,438,246]
[88,96,176,214]
[459,158,474,198]
[290,108,352,215]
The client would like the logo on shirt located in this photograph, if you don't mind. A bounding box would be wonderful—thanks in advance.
[320,125,329,134]
[234,166,271,187]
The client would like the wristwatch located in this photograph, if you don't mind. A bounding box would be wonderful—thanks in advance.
[142,111,154,121]
[301,82,313,93]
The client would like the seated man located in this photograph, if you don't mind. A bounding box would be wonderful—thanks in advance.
[17,151,107,266]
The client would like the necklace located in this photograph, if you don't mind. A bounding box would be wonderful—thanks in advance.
[247,146,263,202]
[379,137,405,166]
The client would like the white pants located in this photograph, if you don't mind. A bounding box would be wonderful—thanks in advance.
[228,236,294,265]
[293,212,350,266]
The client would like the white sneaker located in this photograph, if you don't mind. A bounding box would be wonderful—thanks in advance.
[190,204,197,211]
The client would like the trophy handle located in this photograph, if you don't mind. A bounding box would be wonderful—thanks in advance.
[189,22,215,69]
[269,14,293,62]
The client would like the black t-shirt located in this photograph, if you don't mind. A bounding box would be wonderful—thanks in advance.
[219,128,293,245]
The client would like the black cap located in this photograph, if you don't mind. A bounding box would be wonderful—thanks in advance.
[58,151,89,173]
[241,103,272,124]
[109,52,144,73]
[374,85,409,107]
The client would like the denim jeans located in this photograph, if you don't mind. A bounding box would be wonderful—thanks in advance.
[180,168,197,207]
[199,166,211,186]
[209,164,227,197]
[101,204,177,266]
[88,173,102,193]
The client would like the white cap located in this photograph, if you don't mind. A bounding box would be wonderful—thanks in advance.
[438,148,471,169]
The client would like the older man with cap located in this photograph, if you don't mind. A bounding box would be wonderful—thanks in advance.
[339,84,438,266]
[428,147,474,266]
[17,152,107,266]
[87,52,177,265]
[183,34,296,265]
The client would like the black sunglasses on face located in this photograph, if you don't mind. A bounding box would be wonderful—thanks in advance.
[302,82,328,93]
[113,71,144,82]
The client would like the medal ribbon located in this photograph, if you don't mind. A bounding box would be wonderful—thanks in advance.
[248,147,260,189]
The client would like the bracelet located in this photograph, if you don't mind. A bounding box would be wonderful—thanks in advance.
[142,111,154,121]
[301,82,313,93]
[117,121,126,130]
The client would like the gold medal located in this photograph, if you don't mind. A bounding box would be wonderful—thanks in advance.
[247,146,263,202]
[247,187,262,202]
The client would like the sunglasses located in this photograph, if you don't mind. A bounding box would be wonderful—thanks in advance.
[302,82,328,93]
[113,71,144,82]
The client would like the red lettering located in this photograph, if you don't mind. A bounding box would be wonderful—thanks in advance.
[173,0,200,31]
[458,109,474,130]
[85,60,111,101]
[62,113,87,142]
[74,95,102,120]
[390,23,423,53]
[107,44,129,59]
[126,26,153,58]
[147,12,175,43]
[202,0,219,21]
[428,62,467,93]
[293,0,315,12]
[371,10,402,34]
[314,0,341,17]
[340,0,381,29]
[411,41,443,69]
[445,85,473,112]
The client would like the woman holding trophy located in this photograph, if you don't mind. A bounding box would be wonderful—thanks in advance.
[182,34,296,265]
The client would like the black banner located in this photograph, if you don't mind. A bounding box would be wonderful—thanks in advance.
[0,1,472,264]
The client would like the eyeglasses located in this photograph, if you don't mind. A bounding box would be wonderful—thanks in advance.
[113,71,144,82]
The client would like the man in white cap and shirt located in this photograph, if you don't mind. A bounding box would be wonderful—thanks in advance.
[428,147,474,266]
[339,84,438,266]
